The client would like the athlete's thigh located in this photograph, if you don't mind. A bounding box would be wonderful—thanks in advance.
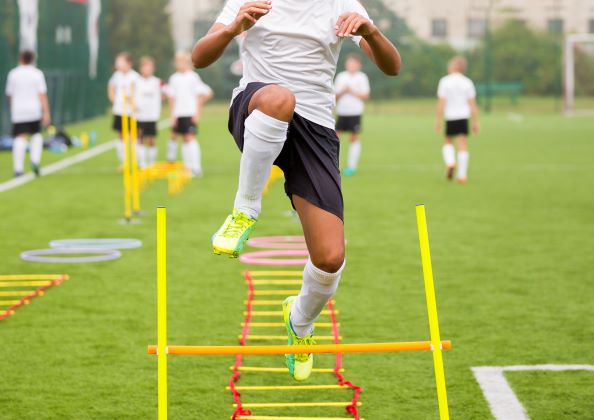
[293,194,345,272]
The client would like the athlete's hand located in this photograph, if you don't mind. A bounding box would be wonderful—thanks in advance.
[336,13,377,38]
[472,121,480,134]
[42,113,51,127]
[170,116,177,128]
[229,1,272,37]
[434,120,442,133]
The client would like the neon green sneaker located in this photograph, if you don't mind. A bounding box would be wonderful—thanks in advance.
[282,296,315,381]
[211,209,257,258]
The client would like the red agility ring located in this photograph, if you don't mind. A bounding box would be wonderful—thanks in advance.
[239,250,309,266]
[246,236,307,250]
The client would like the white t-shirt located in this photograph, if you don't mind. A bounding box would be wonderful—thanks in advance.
[135,76,163,122]
[109,70,140,116]
[5,65,47,124]
[437,73,476,121]
[334,71,370,116]
[216,0,371,129]
[167,71,212,118]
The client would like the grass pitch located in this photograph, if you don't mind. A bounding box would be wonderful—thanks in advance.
[0,99,593,419]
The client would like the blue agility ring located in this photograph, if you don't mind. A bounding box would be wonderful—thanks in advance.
[49,238,142,250]
[21,248,122,263]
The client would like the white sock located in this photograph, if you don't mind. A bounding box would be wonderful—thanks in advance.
[347,140,362,169]
[116,140,125,163]
[30,133,43,166]
[234,110,288,219]
[12,136,27,174]
[457,151,469,180]
[181,142,191,169]
[188,139,202,175]
[137,144,147,169]
[442,144,456,168]
[290,259,345,337]
[167,139,178,162]
[148,146,158,166]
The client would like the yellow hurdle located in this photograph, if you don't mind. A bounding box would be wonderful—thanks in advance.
[416,205,450,420]
[156,207,168,420]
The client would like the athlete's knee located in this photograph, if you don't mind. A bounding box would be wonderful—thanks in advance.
[311,249,345,274]
[251,85,296,122]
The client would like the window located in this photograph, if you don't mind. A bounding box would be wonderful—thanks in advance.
[589,19,594,33]
[431,18,448,39]
[468,18,487,39]
[548,18,564,34]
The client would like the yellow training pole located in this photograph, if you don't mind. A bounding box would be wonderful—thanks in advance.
[416,205,450,420]
[156,207,168,420]
[130,113,141,215]
[122,98,132,222]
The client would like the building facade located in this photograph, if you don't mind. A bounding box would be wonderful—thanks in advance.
[385,0,594,49]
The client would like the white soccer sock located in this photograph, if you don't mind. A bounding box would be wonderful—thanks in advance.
[12,136,27,174]
[188,139,202,175]
[30,133,43,166]
[442,144,456,168]
[137,144,147,169]
[116,140,125,163]
[457,151,469,180]
[181,142,191,169]
[148,146,158,166]
[234,110,288,219]
[167,139,178,162]
[347,140,362,169]
[290,259,345,337]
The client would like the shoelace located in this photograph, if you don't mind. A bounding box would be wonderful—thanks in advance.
[223,214,251,238]
[295,335,316,362]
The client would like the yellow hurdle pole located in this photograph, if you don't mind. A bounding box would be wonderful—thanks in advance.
[130,113,141,215]
[156,207,168,420]
[416,205,450,420]
[121,99,132,222]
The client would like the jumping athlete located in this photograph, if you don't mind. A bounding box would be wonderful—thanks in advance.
[435,56,480,183]
[192,0,400,381]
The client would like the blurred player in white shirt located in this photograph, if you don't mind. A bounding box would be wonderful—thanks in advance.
[435,56,480,184]
[135,56,164,168]
[5,50,50,177]
[167,51,213,177]
[335,53,370,176]
[108,52,140,166]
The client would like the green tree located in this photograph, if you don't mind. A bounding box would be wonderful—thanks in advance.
[106,0,174,78]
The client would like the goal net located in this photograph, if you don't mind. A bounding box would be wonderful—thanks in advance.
[564,34,594,115]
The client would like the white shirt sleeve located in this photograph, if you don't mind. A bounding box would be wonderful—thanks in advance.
[334,73,345,91]
[361,73,370,95]
[194,74,212,96]
[108,72,117,87]
[166,75,175,98]
[216,0,244,26]
[437,78,446,98]
[467,80,477,99]
[341,0,372,46]
[5,72,14,96]
[37,71,47,94]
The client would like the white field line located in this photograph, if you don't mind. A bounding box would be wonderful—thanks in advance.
[472,364,594,420]
[0,119,171,194]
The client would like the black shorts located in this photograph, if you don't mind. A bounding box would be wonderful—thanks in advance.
[173,117,197,135]
[137,121,157,137]
[336,115,362,133]
[113,115,123,132]
[229,82,344,221]
[446,119,469,136]
[13,120,41,136]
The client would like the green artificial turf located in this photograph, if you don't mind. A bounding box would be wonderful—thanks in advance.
[0,99,593,419]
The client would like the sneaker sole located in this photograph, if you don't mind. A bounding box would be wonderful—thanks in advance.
[212,245,239,258]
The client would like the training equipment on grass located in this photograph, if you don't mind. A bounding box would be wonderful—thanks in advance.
[239,250,310,266]
[20,248,121,263]
[247,236,308,249]
[0,274,69,321]
[49,238,142,250]
[564,34,594,115]
[121,97,142,223]
[148,205,451,419]
[139,162,193,197]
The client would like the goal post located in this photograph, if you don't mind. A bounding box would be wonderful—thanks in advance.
[564,34,594,115]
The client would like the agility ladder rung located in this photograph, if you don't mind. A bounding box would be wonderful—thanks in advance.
[248,271,303,277]
[0,300,29,306]
[0,281,53,288]
[227,384,350,391]
[230,366,344,374]
[0,291,44,297]
[240,335,341,341]
[235,416,365,420]
[0,275,68,281]
[252,280,303,285]
[253,290,302,296]
[243,322,337,328]
[246,310,336,316]
[246,300,335,306]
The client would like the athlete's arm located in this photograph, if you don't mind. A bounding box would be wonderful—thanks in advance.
[336,13,401,76]
[169,97,176,127]
[469,98,480,134]
[192,1,272,69]
[435,98,445,133]
[40,93,51,126]
[108,84,115,103]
